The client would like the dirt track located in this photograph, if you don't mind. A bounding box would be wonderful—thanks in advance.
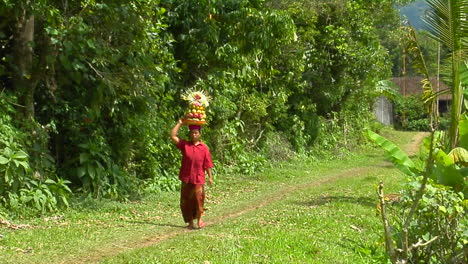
[65,132,428,264]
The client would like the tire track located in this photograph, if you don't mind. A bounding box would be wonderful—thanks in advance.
[64,132,427,264]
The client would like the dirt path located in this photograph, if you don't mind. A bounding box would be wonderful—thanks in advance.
[66,132,428,264]
[405,132,429,156]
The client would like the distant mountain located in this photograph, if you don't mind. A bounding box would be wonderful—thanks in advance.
[399,0,429,30]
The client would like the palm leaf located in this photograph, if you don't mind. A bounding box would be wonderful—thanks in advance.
[423,0,468,148]
[461,60,468,86]
[423,0,468,52]
[402,26,435,111]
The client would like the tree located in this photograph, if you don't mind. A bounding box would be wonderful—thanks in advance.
[423,0,468,148]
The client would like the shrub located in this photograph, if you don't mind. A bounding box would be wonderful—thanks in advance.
[393,95,430,131]
[260,131,294,161]
[0,93,72,214]
[389,180,467,264]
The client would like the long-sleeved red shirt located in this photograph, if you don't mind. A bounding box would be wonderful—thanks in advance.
[177,139,214,184]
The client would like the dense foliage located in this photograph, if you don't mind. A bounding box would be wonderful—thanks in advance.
[396,180,467,263]
[393,94,430,131]
[369,1,468,263]
[0,0,405,213]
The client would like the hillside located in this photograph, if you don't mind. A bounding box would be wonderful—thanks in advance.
[399,0,429,30]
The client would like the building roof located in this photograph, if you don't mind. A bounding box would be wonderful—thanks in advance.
[391,77,451,100]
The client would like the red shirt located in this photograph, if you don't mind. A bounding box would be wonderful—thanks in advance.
[177,139,214,184]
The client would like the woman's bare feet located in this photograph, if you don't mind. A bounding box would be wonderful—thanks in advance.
[198,220,206,229]
[186,221,195,229]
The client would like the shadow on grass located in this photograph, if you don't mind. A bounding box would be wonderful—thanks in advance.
[295,195,376,208]
[376,163,396,169]
[363,153,382,159]
[338,237,388,261]
[124,220,185,229]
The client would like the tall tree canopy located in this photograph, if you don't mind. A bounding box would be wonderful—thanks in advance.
[0,0,405,211]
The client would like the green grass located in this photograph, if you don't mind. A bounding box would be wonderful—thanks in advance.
[0,129,420,264]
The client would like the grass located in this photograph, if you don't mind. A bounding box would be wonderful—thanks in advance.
[0,129,420,264]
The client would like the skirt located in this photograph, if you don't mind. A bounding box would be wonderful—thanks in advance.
[180,182,205,223]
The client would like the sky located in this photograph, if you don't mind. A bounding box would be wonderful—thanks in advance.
[399,0,429,30]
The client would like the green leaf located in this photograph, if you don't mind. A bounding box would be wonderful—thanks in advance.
[0,156,9,164]
[367,130,419,176]
[459,114,468,149]
[86,39,95,49]
[17,161,30,170]
[375,80,402,101]
[77,167,86,178]
[458,167,468,177]
[12,151,28,159]
[2,147,12,158]
[434,158,465,189]
[438,205,447,213]
[79,153,89,164]
[45,179,56,184]
[4,167,11,184]
[422,232,431,241]
[461,60,468,86]
[61,196,70,207]
[87,165,96,180]
[436,149,454,166]
[448,147,468,165]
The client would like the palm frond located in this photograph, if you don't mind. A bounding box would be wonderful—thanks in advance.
[423,0,468,52]
[461,60,468,87]
[423,88,450,104]
[402,26,435,109]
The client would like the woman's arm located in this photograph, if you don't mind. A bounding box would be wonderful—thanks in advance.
[206,167,213,186]
[170,119,184,144]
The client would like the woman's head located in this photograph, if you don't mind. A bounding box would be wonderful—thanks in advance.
[188,125,201,142]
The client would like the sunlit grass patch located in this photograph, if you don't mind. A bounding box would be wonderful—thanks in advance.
[1,131,419,264]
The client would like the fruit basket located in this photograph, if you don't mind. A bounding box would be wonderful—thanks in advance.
[182,119,206,126]
[181,90,211,126]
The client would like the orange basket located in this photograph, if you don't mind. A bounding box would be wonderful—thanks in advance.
[182,119,207,126]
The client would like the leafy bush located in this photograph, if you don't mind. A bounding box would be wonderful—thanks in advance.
[7,178,72,214]
[143,168,181,193]
[0,93,71,214]
[74,135,139,200]
[394,95,430,131]
[260,131,294,161]
[0,0,402,213]
[390,180,467,264]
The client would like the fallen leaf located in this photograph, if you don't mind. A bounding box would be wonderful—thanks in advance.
[350,224,362,232]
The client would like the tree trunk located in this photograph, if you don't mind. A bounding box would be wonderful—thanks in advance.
[12,14,35,119]
[448,50,462,149]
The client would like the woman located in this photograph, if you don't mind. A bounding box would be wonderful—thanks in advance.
[170,119,214,229]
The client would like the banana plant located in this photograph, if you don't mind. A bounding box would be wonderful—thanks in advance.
[370,1,468,262]
[374,80,403,102]
[367,127,468,193]
[423,0,468,149]
[367,130,422,177]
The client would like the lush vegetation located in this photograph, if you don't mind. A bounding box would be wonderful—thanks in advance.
[368,1,468,263]
[0,0,410,214]
[0,129,417,264]
[1,0,467,263]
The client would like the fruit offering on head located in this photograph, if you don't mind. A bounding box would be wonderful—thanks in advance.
[181,90,211,125]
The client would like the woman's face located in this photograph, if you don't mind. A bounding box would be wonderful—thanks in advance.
[189,129,201,142]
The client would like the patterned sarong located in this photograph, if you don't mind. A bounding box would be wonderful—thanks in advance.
[180,182,205,223]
